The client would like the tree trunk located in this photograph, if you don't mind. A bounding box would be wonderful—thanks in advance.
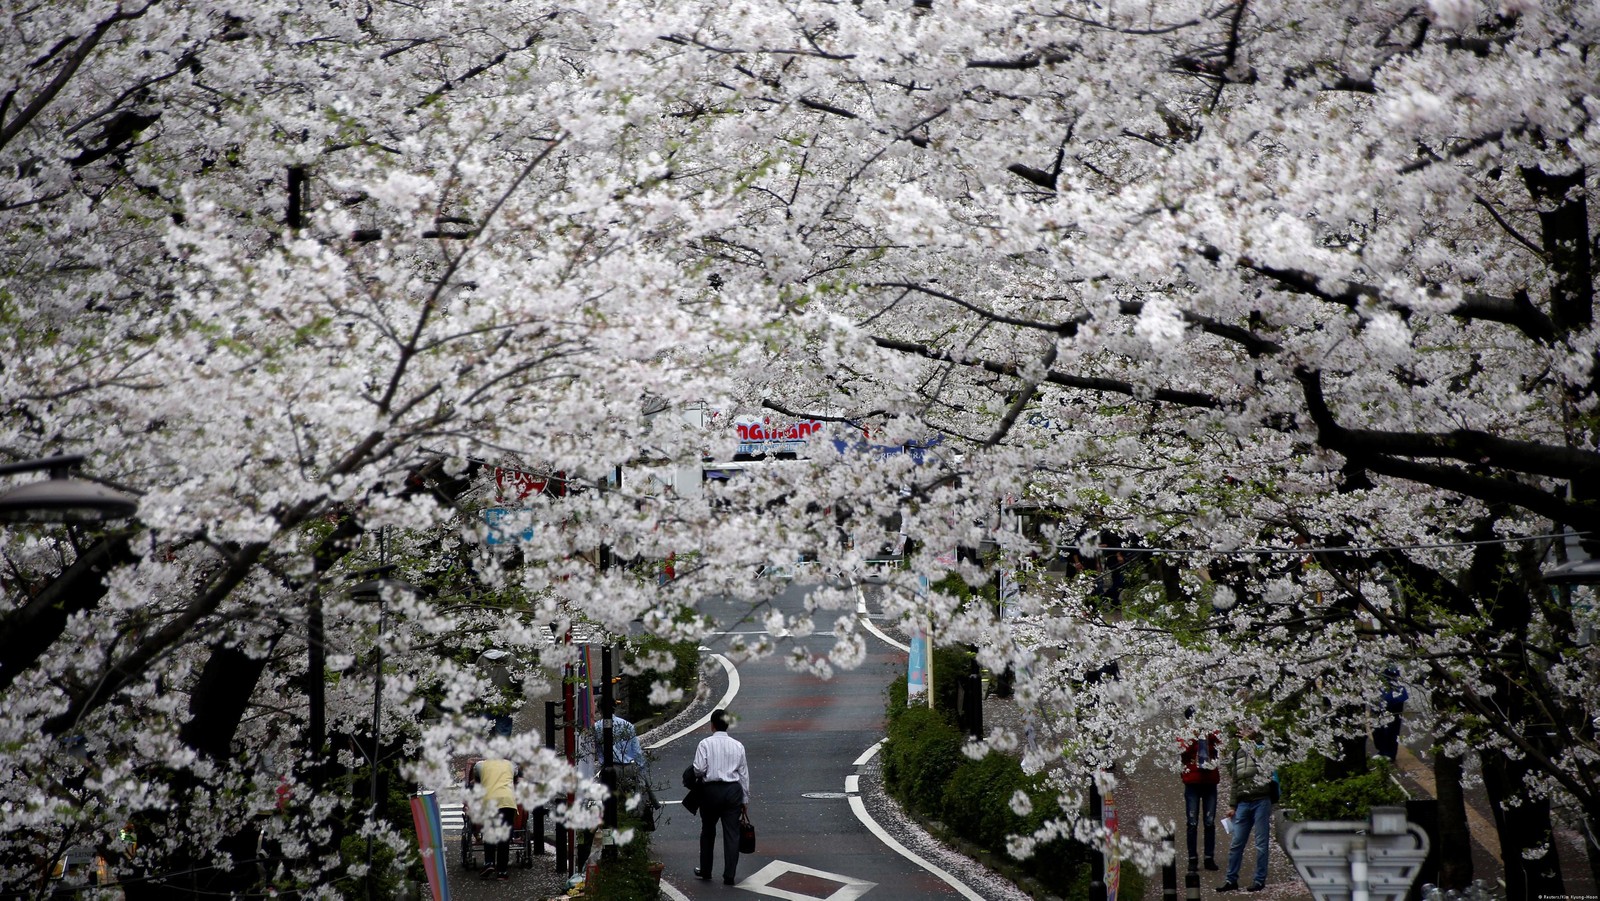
[1481,748,1565,899]
[1325,726,1370,781]
[1433,749,1473,890]
[122,644,274,901]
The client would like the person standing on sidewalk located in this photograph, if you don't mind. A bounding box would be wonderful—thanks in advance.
[1372,668,1409,761]
[1218,724,1276,893]
[692,709,750,886]
[1178,707,1221,872]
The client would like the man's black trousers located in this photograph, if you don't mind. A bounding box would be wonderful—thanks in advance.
[698,781,743,882]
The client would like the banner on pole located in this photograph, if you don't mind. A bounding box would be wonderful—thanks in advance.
[410,791,451,901]
[907,629,929,700]
[907,574,931,704]
[575,645,595,730]
[1103,789,1120,901]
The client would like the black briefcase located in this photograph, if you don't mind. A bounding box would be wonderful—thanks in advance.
[739,813,755,853]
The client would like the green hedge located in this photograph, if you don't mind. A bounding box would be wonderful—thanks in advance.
[883,705,965,814]
[885,645,975,724]
[1279,754,1407,820]
[623,636,700,720]
[586,808,661,900]
[882,677,1095,897]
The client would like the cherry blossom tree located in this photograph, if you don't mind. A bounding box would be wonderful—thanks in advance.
[5,0,1598,895]
[600,0,1599,888]
[0,1,766,896]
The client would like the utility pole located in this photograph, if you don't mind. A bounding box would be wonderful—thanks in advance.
[1089,780,1107,901]
[600,645,618,861]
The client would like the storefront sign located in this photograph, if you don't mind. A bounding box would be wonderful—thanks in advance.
[494,466,565,503]
[734,417,823,456]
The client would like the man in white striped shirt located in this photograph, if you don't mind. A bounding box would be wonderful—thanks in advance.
[692,709,750,885]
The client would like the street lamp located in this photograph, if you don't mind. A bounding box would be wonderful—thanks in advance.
[347,563,417,901]
[1541,558,1600,585]
[0,455,137,523]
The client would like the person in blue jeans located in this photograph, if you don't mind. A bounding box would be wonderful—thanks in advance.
[1218,725,1275,892]
[1178,708,1221,871]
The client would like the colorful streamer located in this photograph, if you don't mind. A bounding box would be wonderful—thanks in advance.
[410,791,451,901]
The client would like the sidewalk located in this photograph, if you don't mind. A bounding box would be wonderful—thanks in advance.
[982,694,1311,901]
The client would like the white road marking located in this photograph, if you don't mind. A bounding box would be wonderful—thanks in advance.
[846,794,984,901]
[439,802,465,836]
[856,587,908,652]
[646,653,739,750]
[853,740,885,767]
[845,737,984,900]
[738,860,876,901]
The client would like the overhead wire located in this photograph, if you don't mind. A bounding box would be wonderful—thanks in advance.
[1083,529,1583,557]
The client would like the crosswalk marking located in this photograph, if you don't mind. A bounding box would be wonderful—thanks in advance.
[440,802,466,836]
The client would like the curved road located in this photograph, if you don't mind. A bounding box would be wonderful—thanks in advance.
[648,579,979,900]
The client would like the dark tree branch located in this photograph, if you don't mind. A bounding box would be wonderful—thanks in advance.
[870,334,1229,410]
[1521,164,1593,335]
[1221,251,1559,343]
[761,398,885,425]
[966,50,1074,70]
[1294,367,1598,531]
[0,5,152,152]
[985,341,1059,445]
[0,534,136,693]
[799,97,858,119]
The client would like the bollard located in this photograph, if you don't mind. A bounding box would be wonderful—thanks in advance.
[1185,865,1202,901]
[536,701,556,855]
[1088,782,1106,901]
[1162,833,1178,901]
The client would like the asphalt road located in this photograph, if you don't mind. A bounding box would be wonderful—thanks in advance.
[648,579,975,900]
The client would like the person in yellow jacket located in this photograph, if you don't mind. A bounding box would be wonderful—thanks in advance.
[469,758,519,880]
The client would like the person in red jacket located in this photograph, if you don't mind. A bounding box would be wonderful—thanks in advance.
[1178,707,1221,872]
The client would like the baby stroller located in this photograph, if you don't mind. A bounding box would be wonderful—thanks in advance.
[460,756,535,872]
[459,805,534,872]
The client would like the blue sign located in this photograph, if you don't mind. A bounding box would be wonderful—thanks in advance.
[484,507,534,545]
[831,434,943,464]
[907,574,931,702]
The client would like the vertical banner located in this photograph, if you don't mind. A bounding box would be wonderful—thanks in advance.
[1103,788,1120,901]
[410,791,451,901]
[576,645,595,730]
[907,574,932,706]
[999,570,1021,620]
[907,629,929,701]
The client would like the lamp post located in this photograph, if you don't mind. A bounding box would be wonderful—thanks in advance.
[347,556,414,901]
[0,455,137,523]
[1544,555,1599,646]
[599,645,618,862]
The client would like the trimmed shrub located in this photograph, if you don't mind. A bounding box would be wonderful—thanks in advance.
[941,752,1033,850]
[932,644,974,715]
[886,674,908,724]
[623,636,699,720]
[882,704,964,816]
[882,677,1094,898]
[1279,753,1407,820]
